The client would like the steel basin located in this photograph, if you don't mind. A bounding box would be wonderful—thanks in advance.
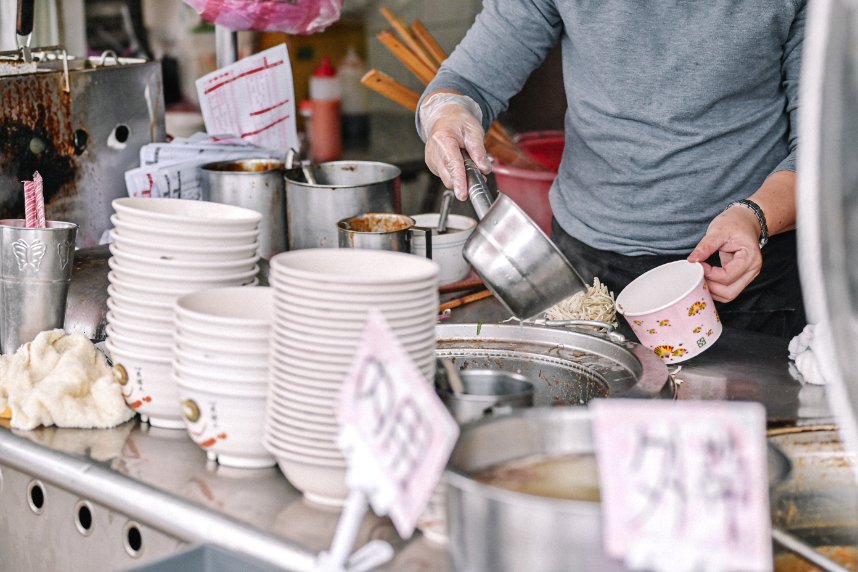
[435,323,674,406]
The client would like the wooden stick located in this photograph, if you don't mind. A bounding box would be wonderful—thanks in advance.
[439,289,493,312]
[360,69,420,112]
[376,30,436,86]
[439,274,483,294]
[380,7,437,71]
[485,131,549,171]
[410,19,447,67]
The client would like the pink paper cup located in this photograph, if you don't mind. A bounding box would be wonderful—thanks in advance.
[615,261,722,364]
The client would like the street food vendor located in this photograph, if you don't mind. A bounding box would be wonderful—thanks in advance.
[417,1,807,339]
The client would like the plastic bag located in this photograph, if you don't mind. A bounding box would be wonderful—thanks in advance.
[183,0,342,35]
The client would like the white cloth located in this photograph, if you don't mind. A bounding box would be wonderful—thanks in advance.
[788,322,833,385]
[0,330,133,430]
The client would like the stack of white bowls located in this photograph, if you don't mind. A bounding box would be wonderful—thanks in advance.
[172,287,275,469]
[265,249,439,507]
[105,197,262,429]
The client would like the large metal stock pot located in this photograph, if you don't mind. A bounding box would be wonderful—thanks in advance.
[0,52,166,246]
[445,408,623,572]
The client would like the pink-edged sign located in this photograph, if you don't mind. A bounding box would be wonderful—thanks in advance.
[591,399,771,572]
[196,44,299,152]
[336,309,459,539]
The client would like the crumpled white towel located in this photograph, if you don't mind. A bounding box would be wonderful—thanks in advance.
[0,329,134,430]
[788,323,831,385]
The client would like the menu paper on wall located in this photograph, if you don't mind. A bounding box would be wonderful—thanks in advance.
[591,399,771,572]
[196,44,299,152]
[337,309,459,539]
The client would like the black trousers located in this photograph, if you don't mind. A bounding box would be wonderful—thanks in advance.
[550,219,807,340]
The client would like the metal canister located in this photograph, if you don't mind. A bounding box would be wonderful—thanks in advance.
[0,52,166,247]
[285,161,401,250]
[200,158,287,259]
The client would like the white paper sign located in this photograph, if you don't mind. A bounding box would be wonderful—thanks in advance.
[337,310,459,539]
[591,399,771,572]
[196,44,299,152]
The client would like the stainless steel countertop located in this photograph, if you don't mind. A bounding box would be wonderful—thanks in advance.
[0,296,829,570]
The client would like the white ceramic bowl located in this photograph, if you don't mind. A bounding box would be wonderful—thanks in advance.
[104,340,183,429]
[266,448,348,507]
[264,431,344,461]
[106,325,173,354]
[173,369,267,397]
[270,249,439,286]
[113,197,262,232]
[273,277,443,304]
[410,213,476,285]
[106,311,173,344]
[173,339,268,369]
[265,407,339,437]
[110,214,260,247]
[107,285,174,317]
[172,358,269,387]
[273,298,439,328]
[108,271,196,305]
[108,256,259,289]
[175,287,272,332]
[112,230,260,262]
[174,336,268,361]
[106,298,174,331]
[175,381,276,469]
[270,270,439,296]
[110,244,259,276]
[266,399,339,430]
[273,289,438,315]
[173,322,269,353]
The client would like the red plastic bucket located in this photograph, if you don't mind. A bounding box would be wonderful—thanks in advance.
[491,130,564,234]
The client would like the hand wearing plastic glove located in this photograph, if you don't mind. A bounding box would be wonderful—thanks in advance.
[419,91,492,200]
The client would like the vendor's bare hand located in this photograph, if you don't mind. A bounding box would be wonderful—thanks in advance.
[687,206,763,303]
[420,93,491,200]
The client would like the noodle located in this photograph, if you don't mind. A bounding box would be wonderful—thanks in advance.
[543,278,617,326]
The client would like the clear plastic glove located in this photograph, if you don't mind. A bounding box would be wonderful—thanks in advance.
[419,93,491,200]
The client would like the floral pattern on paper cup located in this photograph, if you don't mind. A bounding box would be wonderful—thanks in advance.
[616,261,722,364]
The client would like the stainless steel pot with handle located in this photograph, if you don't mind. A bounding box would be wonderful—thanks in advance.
[284,161,401,249]
[461,152,586,319]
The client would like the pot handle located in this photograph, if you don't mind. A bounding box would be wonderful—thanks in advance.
[462,150,494,219]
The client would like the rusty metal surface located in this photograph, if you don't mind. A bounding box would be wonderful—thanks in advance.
[0,57,166,246]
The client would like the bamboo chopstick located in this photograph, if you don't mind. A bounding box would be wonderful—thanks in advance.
[439,289,493,312]
[410,19,447,67]
[380,7,437,71]
[360,69,420,111]
[376,30,436,86]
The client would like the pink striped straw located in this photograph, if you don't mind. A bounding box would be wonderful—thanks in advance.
[33,171,46,228]
[22,180,37,228]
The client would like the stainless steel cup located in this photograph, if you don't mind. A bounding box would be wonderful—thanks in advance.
[0,219,77,354]
[439,368,535,424]
[336,213,432,258]
[286,161,401,249]
[200,158,286,259]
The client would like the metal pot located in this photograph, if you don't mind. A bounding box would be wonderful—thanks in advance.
[446,408,622,571]
[461,154,586,319]
[336,212,432,258]
[200,158,287,259]
[284,161,401,250]
[0,49,166,246]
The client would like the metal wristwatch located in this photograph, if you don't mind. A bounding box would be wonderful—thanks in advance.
[727,199,769,249]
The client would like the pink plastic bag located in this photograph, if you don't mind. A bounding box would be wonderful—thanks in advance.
[184,0,342,35]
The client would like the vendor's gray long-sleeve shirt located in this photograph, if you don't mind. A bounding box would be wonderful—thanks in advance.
[422,1,805,255]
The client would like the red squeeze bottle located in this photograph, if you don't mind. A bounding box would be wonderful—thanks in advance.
[309,57,342,163]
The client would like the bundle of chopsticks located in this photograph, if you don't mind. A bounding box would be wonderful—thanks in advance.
[361,8,547,171]
[22,171,46,228]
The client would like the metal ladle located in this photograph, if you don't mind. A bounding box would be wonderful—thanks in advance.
[460,150,587,319]
[436,189,454,234]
